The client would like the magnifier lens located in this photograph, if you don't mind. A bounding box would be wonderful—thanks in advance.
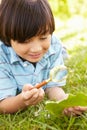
[35,65,68,89]
[51,67,68,82]
[55,69,67,81]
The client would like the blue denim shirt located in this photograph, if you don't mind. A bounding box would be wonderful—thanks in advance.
[0,35,66,100]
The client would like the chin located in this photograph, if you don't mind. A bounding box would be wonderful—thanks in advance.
[29,58,42,63]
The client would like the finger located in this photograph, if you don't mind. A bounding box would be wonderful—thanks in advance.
[33,89,45,103]
[32,88,45,104]
[24,93,39,106]
[71,108,82,116]
[74,106,87,112]
[38,88,45,100]
[25,88,45,106]
[24,93,40,106]
[63,109,75,116]
[63,107,81,116]
[22,88,38,100]
[22,84,33,91]
[63,108,73,116]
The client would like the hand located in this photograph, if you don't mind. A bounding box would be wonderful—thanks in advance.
[21,84,45,106]
[63,106,87,116]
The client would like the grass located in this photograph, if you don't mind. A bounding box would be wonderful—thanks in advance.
[0,16,87,130]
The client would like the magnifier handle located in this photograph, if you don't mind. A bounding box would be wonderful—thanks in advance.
[35,80,48,89]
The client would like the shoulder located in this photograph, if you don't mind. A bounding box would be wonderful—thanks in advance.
[51,34,62,52]
[51,34,62,46]
[0,41,6,56]
[44,34,63,59]
[49,34,62,55]
[0,41,3,49]
[0,41,12,63]
[0,41,8,63]
[0,41,8,52]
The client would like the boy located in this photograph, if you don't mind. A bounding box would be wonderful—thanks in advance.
[0,0,87,115]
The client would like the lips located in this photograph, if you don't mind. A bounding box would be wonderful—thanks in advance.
[29,53,42,59]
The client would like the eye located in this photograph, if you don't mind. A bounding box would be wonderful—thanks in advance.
[40,36,47,40]
[23,39,32,44]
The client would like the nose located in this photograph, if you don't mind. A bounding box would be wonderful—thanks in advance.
[30,43,42,53]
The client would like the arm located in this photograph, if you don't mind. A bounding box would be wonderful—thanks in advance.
[0,84,45,114]
[45,86,68,101]
[0,93,26,114]
[64,106,87,116]
[45,36,87,116]
[45,87,87,116]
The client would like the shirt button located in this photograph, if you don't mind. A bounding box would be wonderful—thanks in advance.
[23,63,28,67]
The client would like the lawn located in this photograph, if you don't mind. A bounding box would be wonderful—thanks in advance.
[0,0,87,129]
[0,16,87,130]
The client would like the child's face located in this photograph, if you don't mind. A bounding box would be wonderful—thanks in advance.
[11,34,51,63]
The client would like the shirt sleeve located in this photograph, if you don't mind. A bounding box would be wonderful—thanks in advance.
[43,35,67,89]
[0,55,17,100]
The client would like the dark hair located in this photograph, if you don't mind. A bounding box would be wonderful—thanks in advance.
[0,0,55,46]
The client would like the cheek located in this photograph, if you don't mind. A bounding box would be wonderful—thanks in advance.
[44,40,51,50]
[46,43,50,50]
[12,45,28,55]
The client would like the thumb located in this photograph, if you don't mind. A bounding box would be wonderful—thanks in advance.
[22,84,33,92]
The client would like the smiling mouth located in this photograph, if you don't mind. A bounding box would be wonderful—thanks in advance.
[29,53,42,59]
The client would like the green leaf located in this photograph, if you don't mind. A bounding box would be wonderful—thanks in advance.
[45,93,87,116]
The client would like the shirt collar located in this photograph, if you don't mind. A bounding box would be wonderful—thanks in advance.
[8,47,21,64]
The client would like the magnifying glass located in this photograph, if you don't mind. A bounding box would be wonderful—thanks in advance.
[35,65,68,89]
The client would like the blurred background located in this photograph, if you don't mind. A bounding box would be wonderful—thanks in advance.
[0,0,87,50]
[49,0,87,50]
